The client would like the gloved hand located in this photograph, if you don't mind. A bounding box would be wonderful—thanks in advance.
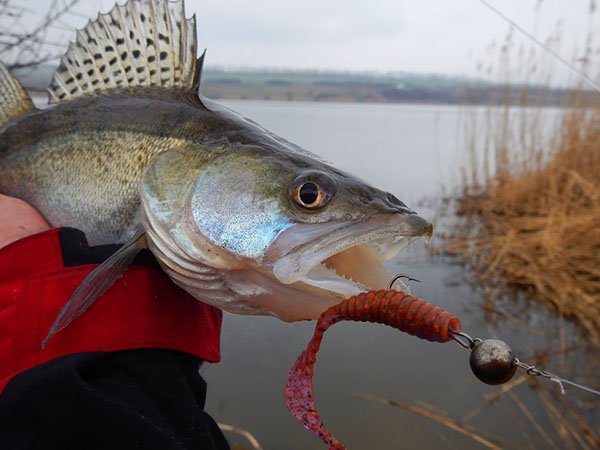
[0,194,50,249]
[0,194,229,449]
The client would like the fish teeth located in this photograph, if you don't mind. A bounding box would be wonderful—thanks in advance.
[319,262,357,284]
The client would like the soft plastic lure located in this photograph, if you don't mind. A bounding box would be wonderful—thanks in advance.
[285,289,462,449]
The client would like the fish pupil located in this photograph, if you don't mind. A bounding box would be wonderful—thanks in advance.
[299,182,319,205]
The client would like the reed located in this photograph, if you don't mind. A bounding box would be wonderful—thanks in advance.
[446,96,600,340]
[443,1,600,342]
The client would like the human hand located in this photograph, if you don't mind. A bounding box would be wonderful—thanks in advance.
[0,194,50,249]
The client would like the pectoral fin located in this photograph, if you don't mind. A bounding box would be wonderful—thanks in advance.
[42,232,147,348]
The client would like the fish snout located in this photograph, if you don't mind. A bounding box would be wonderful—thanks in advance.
[399,213,433,238]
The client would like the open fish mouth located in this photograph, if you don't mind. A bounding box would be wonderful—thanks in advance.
[271,214,433,298]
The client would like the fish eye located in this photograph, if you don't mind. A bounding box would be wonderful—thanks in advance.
[290,172,336,210]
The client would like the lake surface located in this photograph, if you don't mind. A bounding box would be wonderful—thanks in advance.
[194,100,599,449]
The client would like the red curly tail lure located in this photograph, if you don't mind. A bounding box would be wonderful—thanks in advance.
[285,289,462,450]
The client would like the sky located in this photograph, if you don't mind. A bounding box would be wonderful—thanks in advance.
[7,0,600,85]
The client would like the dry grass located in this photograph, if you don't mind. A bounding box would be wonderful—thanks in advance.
[445,99,600,341]
[442,1,600,342]
[425,4,600,447]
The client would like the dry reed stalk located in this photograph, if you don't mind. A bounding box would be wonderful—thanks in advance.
[507,391,558,450]
[538,389,588,450]
[353,391,504,450]
[217,423,262,450]
[461,375,528,423]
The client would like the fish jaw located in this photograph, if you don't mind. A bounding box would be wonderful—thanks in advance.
[217,212,433,321]
[229,213,434,321]
[268,213,432,300]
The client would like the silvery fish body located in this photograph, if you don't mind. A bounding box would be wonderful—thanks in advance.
[0,0,432,322]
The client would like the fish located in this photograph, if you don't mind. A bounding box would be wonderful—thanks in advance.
[0,0,432,337]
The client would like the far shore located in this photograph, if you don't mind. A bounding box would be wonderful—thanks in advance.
[21,66,596,107]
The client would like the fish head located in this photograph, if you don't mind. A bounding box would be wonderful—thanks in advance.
[141,145,432,321]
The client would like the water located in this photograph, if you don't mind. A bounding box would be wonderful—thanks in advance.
[197,100,599,449]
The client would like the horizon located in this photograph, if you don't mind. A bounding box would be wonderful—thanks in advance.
[14,62,591,92]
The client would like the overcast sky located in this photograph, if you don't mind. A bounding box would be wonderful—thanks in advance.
[10,0,600,85]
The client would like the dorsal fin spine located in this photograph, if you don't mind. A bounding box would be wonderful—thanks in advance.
[96,13,128,88]
[48,59,67,102]
[192,49,205,93]
[148,1,163,85]
[114,6,143,87]
[129,1,151,85]
[71,35,95,94]
[114,5,141,86]
[184,12,197,85]
[95,15,122,87]
[163,2,177,84]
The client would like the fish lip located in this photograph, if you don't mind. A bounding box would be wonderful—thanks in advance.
[272,213,432,288]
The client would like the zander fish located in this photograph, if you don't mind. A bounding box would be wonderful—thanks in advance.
[0,0,432,339]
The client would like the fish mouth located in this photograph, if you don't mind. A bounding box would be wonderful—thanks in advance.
[271,213,433,298]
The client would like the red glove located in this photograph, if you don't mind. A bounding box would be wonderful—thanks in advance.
[0,197,221,394]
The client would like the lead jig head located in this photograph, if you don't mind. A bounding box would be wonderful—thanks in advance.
[469,339,517,385]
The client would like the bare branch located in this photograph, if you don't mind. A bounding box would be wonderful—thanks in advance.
[0,0,83,70]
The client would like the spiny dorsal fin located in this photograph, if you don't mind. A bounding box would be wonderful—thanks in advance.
[48,0,199,104]
[0,63,35,125]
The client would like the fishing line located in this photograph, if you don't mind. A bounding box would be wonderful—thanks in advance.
[477,0,600,93]
[450,330,600,398]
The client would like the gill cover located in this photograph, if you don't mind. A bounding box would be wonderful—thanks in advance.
[141,149,293,263]
[139,149,300,318]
